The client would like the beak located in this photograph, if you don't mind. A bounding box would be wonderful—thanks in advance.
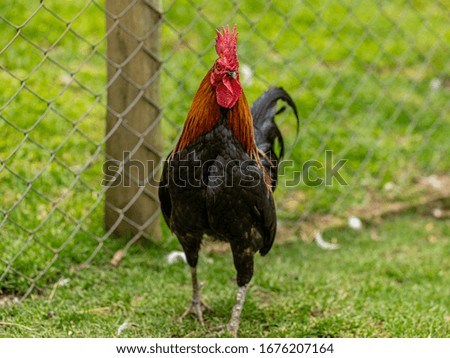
[227,71,237,79]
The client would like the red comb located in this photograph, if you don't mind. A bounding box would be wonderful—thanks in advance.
[215,25,238,62]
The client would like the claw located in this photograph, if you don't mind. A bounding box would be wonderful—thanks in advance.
[226,323,238,337]
[209,324,237,337]
[179,299,214,325]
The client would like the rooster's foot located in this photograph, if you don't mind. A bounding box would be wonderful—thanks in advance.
[209,323,237,337]
[179,299,214,325]
[226,322,239,337]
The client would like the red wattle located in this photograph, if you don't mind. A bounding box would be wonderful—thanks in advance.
[216,78,242,108]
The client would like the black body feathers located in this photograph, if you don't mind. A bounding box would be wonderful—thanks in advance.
[159,88,298,286]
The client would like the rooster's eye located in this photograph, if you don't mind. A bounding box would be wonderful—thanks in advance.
[216,63,222,71]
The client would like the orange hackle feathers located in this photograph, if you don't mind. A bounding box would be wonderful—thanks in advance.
[174,70,257,157]
[227,91,257,156]
[174,72,221,154]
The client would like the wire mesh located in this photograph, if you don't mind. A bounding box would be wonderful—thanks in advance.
[0,0,449,298]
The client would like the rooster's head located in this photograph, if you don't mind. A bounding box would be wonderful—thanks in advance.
[210,25,242,109]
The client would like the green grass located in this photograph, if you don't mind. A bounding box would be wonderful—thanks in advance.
[1,213,448,337]
[0,0,449,337]
[0,0,109,293]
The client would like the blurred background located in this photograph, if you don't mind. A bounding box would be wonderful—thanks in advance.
[0,0,449,337]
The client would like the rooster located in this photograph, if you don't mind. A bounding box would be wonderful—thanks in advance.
[159,25,298,336]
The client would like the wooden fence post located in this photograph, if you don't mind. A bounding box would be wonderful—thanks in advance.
[104,0,162,240]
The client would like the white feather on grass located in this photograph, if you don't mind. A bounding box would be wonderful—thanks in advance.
[315,232,339,250]
[348,216,363,230]
[166,251,187,264]
[117,321,128,336]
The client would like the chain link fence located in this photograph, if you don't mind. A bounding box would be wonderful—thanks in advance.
[1,0,449,298]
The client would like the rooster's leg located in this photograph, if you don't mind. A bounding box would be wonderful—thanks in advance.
[179,266,213,324]
[227,241,254,337]
[227,283,249,337]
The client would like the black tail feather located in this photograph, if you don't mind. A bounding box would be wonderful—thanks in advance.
[251,87,299,190]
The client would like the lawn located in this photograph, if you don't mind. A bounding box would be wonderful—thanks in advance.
[0,0,449,337]
[1,213,448,337]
